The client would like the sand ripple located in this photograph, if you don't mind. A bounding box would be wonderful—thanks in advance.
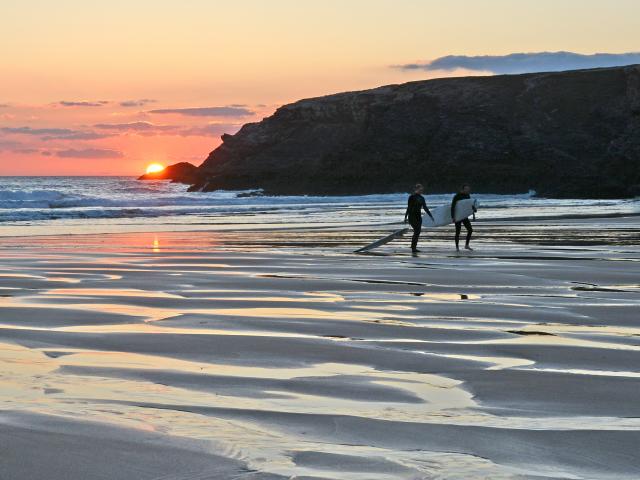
[1,227,639,479]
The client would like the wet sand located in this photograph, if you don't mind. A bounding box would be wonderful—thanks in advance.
[1,218,639,479]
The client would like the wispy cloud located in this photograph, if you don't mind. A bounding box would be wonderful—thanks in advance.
[178,123,240,137]
[94,121,176,134]
[12,148,40,154]
[395,51,640,75]
[149,106,254,117]
[0,139,23,150]
[54,148,124,159]
[93,121,240,137]
[1,126,112,140]
[2,126,76,136]
[46,131,114,141]
[119,99,156,107]
[58,100,110,107]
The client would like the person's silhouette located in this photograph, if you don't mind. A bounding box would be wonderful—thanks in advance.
[451,184,476,251]
[404,184,434,253]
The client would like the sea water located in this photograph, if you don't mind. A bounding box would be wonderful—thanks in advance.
[0,176,638,236]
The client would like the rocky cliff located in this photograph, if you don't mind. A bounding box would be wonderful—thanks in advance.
[192,65,640,198]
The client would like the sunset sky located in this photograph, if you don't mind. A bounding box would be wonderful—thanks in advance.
[1,0,639,175]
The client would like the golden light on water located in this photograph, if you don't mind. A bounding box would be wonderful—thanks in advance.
[146,163,165,174]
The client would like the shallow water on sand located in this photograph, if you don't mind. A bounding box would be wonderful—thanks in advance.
[1,220,640,479]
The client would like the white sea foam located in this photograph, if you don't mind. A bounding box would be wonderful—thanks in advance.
[0,177,637,233]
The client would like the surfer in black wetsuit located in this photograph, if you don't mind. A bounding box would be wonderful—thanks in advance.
[404,184,434,253]
[451,184,476,251]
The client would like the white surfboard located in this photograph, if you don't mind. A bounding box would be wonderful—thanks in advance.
[354,198,478,252]
[422,198,478,228]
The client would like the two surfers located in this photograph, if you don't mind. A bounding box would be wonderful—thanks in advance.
[403,183,476,253]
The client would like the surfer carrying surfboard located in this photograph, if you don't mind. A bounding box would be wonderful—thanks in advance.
[451,184,477,251]
[404,184,434,253]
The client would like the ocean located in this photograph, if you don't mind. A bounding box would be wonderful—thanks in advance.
[0,176,638,237]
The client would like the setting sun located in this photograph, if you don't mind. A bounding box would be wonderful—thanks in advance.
[145,163,165,174]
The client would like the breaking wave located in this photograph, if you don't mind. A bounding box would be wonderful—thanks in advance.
[0,177,634,227]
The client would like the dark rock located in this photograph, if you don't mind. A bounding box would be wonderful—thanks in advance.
[187,181,205,192]
[191,65,640,198]
[138,162,198,184]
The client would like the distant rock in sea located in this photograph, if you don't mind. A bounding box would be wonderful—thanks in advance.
[147,65,640,198]
[138,162,198,184]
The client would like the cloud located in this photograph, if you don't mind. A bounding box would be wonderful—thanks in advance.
[396,51,640,75]
[149,106,254,117]
[2,126,76,136]
[120,99,156,107]
[0,103,9,108]
[54,148,124,159]
[0,139,23,150]
[58,100,110,107]
[1,126,112,140]
[94,121,171,131]
[93,121,240,137]
[94,121,178,135]
[178,123,241,137]
[12,148,40,154]
[52,131,114,140]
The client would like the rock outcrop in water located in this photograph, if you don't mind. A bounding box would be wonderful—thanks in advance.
[190,65,640,198]
[138,162,198,183]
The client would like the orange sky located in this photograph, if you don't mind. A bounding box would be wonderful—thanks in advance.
[1,0,639,175]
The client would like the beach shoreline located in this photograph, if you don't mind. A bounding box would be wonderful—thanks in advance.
[1,217,639,479]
